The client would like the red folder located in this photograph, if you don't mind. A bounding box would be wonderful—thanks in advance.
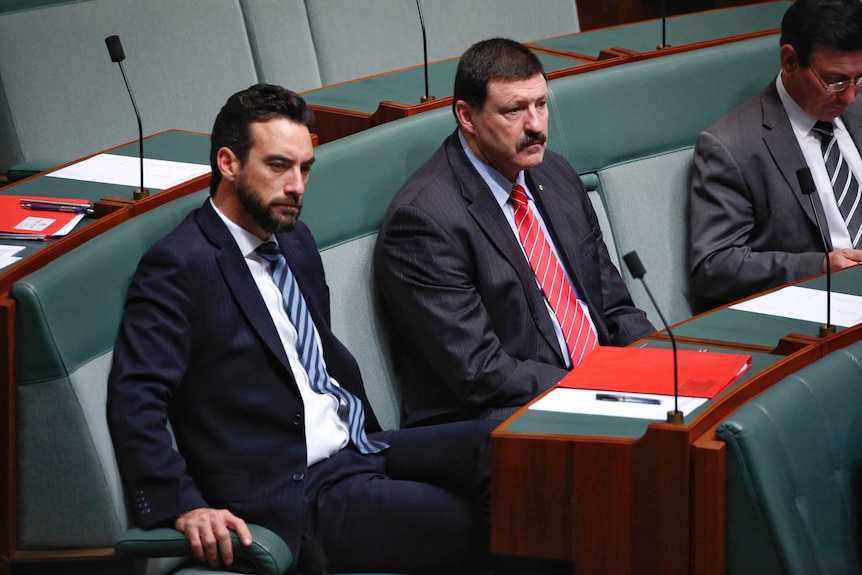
[558,346,752,399]
[0,195,89,239]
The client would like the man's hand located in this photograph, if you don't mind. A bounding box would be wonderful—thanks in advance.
[825,249,862,272]
[175,507,252,567]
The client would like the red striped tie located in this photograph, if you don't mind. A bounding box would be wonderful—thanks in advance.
[510,184,598,365]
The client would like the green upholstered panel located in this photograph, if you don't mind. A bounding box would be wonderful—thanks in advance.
[320,234,400,431]
[237,0,323,92]
[302,107,456,250]
[12,190,208,384]
[717,342,862,575]
[597,147,695,327]
[0,0,256,172]
[305,0,579,87]
[546,33,780,175]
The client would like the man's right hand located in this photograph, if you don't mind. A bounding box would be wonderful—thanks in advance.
[825,249,862,272]
[175,507,253,567]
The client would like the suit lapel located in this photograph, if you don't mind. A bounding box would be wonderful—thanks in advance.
[761,83,824,240]
[445,133,564,360]
[197,203,295,376]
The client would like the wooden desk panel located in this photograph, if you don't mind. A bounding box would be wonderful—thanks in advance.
[491,301,857,574]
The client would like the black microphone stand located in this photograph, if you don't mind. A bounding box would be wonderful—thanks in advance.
[415,0,435,103]
[623,251,683,424]
[797,167,835,336]
[106,35,148,200]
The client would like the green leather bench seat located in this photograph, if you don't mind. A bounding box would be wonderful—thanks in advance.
[717,340,862,575]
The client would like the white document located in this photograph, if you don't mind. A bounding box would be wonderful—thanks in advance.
[730,285,862,327]
[528,387,708,420]
[0,245,25,270]
[46,153,210,190]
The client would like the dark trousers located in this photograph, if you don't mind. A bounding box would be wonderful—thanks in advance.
[301,419,497,574]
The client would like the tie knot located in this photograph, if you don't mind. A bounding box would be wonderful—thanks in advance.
[256,241,282,263]
[813,120,834,139]
[510,184,529,209]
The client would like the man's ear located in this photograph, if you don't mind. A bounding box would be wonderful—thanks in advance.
[216,147,240,183]
[780,44,799,75]
[454,100,477,135]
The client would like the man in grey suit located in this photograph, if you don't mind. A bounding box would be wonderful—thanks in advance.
[375,38,654,428]
[689,0,862,309]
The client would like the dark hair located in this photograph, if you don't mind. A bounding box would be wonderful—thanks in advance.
[453,38,546,117]
[780,0,862,67]
[209,84,314,196]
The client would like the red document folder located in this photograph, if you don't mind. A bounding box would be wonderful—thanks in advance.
[557,346,752,399]
[0,195,89,239]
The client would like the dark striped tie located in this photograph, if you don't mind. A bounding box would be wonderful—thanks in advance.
[256,242,387,454]
[813,120,862,247]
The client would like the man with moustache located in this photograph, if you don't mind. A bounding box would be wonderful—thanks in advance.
[375,38,654,428]
[689,0,862,308]
[107,84,496,574]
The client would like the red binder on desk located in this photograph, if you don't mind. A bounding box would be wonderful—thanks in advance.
[558,346,752,398]
[0,195,89,239]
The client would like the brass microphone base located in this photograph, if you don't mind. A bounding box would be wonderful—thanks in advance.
[420,95,436,103]
[819,324,837,337]
[133,188,150,200]
[667,410,684,424]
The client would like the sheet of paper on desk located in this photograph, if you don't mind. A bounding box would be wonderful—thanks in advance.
[46,154,210,190]
[0,245,25,270]
[730,285,862,327]
[528,388,708,420]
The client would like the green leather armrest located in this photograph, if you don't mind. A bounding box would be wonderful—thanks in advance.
[115,524,293,575]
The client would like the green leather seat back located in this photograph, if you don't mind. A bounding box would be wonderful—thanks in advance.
[12,190,208,549]
[717,341,862,575]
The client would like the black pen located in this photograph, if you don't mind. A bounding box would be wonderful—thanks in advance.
[595,393,662,406]
[19,198,92,214]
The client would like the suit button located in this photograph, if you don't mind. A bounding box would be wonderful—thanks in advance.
[292,413,303,427]
[292,473,305,482]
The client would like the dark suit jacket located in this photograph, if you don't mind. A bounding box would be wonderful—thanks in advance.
[689,81,862,307]
[374,131,654,427]
[107,200,379,555]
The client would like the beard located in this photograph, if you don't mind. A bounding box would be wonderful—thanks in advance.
[515,131,547,152]
[236,177,302,234]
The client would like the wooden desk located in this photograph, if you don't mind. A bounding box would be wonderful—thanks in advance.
[491,265,862,574]
[0,131,210,572]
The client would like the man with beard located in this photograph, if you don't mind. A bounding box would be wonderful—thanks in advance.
[107,84,496,575]
[374,39,654,428]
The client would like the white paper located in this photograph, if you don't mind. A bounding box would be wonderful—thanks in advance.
[0,245,25,270]
[528,387,707,420]
[46,153,210,190]
[730,285,862,327]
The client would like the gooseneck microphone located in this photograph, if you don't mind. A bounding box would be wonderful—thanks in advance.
[623,251,683,424]
[657,0,670,49]
[797,167,835,336]
[415,0,435,103]
[105,34,148,200]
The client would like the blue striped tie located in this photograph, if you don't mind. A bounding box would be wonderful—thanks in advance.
[256,242,387,454]
[813,120,862,247]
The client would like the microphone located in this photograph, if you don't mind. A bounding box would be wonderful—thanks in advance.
[415,0,435,103]
[105,34,149,200]
[657,0,671,49]
[797,167,835,336]
[623,251,683,424]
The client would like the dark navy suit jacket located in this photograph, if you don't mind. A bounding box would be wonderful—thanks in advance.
[107,200,379,554]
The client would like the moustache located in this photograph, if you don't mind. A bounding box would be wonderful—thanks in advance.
[516,132,547,152]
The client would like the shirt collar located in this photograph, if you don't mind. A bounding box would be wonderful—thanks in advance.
[209,197,276,257]
[458,129,529,210]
